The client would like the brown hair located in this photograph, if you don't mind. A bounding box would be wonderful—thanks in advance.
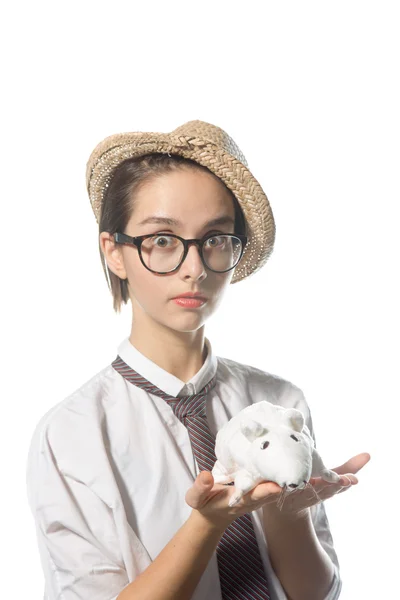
[99,153,248,313]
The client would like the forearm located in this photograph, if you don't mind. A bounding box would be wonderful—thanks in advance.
[117,509,224,600]
[262,506,335,600]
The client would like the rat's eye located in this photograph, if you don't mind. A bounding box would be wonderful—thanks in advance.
[290,434,299,442]
[261,441,270,450]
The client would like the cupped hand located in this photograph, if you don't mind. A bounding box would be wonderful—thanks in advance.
[185,471,282,529]
[263,452,371,519]
[186,453,371,527]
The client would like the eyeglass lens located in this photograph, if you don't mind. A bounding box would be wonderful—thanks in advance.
[140,235,243,273]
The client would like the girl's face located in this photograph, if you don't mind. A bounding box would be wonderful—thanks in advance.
[103,167,239,333]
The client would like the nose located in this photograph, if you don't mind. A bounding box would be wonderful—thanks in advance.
[288,483,298,489]
[180,243,206,276]
[185,242,202,260]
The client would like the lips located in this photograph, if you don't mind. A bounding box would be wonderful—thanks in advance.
[173,293,207,300]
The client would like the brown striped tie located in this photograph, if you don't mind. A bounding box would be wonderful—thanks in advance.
[112,355,271,600]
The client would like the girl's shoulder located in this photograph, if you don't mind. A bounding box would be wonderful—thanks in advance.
[216,354,310,416]
[27,363,118,457]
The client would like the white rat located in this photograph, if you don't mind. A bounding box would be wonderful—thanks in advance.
[211,400,340,507]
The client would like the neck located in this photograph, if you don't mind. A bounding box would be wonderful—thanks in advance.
[129,315,207,383]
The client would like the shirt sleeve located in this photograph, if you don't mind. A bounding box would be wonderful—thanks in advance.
[295,388,343,600]
[26,417,147,600]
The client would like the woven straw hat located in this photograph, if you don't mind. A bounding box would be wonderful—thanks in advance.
[86,119,275,284]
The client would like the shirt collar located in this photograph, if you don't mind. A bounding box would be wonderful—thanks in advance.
[116,336,218,398]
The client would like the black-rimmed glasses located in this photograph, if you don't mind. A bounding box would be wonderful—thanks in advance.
[113,232,248,274]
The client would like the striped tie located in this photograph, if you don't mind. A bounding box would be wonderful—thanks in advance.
[112,355,271,600]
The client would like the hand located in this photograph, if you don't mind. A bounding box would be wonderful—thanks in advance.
[186,453,371,528]
[263,452,371,520]
[185,471,282,530]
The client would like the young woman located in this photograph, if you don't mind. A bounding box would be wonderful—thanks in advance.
[26,120,369,600]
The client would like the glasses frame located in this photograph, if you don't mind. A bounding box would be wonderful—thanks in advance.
[113,231,248,275]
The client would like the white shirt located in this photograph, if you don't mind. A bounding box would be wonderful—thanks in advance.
[26,336,342,600]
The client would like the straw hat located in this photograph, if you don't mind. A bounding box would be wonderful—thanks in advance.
[85,119,276,284]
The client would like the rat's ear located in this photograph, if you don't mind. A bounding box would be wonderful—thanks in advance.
[284,408,304,432]
[240,419,267,442]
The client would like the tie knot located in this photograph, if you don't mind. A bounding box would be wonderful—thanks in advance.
[168,393,207,420]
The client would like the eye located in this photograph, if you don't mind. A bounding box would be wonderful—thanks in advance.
[290,434,299,442]
[204,235,226,249]
[152,235,178,248]
[261,440,270,450]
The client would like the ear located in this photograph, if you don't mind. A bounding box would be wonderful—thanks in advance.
[284,408,304,432]
[99,232,128,280]
[240,419,267,442]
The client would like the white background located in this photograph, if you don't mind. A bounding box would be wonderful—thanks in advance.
[2,1,398,598]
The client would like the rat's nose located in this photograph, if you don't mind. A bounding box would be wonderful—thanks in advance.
[288,483,298,489]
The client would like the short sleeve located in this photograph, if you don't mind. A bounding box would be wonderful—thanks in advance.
[26,420,145,600]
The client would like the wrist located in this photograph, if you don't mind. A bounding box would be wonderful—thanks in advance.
[188,508,227,537]
[262,503,310,530]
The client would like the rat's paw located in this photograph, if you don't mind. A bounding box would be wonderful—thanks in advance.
[212,461,234,485]
[213,474,233,484]
[321,469,341,483]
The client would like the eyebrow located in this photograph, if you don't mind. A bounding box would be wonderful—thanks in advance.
[136,215,235,228]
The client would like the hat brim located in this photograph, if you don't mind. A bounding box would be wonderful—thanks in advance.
[86,131,275,284]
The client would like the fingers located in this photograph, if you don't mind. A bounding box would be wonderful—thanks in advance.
[186,468,361,512]
[339,474,358,486]
[198,471,214,488]
[185,471,214,509]
[332,453,371,476]
[335,473,358,494]
[308,473,358,502]
[249,481,282,502]
[316,474,357,497]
